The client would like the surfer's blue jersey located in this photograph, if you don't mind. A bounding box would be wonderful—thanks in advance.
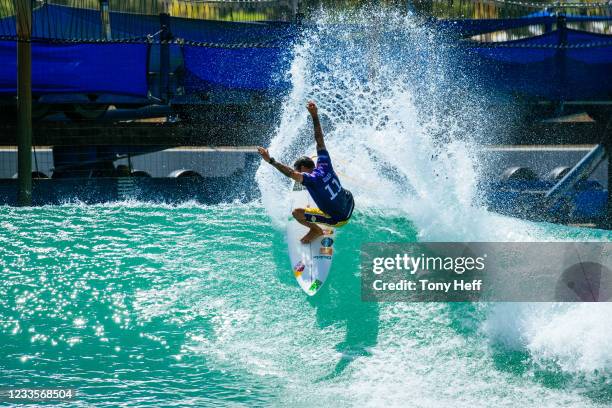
[301,149,354,222]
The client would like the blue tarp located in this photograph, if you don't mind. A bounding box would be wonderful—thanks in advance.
[436,11,612,37]
[0,3,297,97]
[108,10,162,40]
[171,17,294,44]
[0,41,149,96]
[0,4,147,39]
[0,3,295,42]
[182,45,292,92]
[463,28,612,100]
[436,16,556,37]
[0,4,106,39]
[2,3,610,101]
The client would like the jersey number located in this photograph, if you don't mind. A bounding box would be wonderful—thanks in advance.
[324,179,342,200]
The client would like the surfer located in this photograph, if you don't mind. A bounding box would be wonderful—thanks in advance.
[258,101,355,244]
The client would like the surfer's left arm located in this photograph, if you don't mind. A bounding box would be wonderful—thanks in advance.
[257,146,304,183]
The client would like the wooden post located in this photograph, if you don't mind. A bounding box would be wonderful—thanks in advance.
[16,0,32,206]
[100,0,111,40]
[291,0,299,21]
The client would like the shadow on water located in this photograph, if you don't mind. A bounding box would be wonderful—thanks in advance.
[270,224,380,380]
[309,246,380,382]
[271,213,418,381]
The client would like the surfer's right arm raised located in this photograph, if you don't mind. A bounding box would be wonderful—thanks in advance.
[306,101,326,152]
[257,146,304,183]
[258,100,353,244]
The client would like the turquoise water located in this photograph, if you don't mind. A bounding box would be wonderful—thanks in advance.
[1,203,611,407]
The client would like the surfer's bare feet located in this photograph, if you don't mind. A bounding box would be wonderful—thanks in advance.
[301,226,323,244]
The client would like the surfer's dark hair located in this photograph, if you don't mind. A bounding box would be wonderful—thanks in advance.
[294,156,315,170]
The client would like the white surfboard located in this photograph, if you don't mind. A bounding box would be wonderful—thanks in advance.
[287,180,336,296]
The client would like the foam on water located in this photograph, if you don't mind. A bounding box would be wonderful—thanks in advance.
[485,303,612,375]
[256,9,547,242]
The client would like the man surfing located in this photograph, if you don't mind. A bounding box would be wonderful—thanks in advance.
[258,101,355,244]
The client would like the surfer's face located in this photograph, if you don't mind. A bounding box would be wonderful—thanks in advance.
[295,165,314,173]
[293,157,315,172]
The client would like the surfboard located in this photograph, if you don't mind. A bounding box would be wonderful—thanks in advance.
[287,180,336,296]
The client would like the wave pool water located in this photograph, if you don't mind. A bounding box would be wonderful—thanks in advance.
[0,203,610,407]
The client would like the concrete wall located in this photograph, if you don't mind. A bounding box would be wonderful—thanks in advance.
[0,146,608,187]
[0,147,257,179]
[478,146,608,185]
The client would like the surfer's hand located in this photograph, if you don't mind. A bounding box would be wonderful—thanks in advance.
[257,146,271,163]
[306,101,318,116]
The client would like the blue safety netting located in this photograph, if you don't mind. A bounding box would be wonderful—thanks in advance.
[0,41,149,96]
[463,28,612,100]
